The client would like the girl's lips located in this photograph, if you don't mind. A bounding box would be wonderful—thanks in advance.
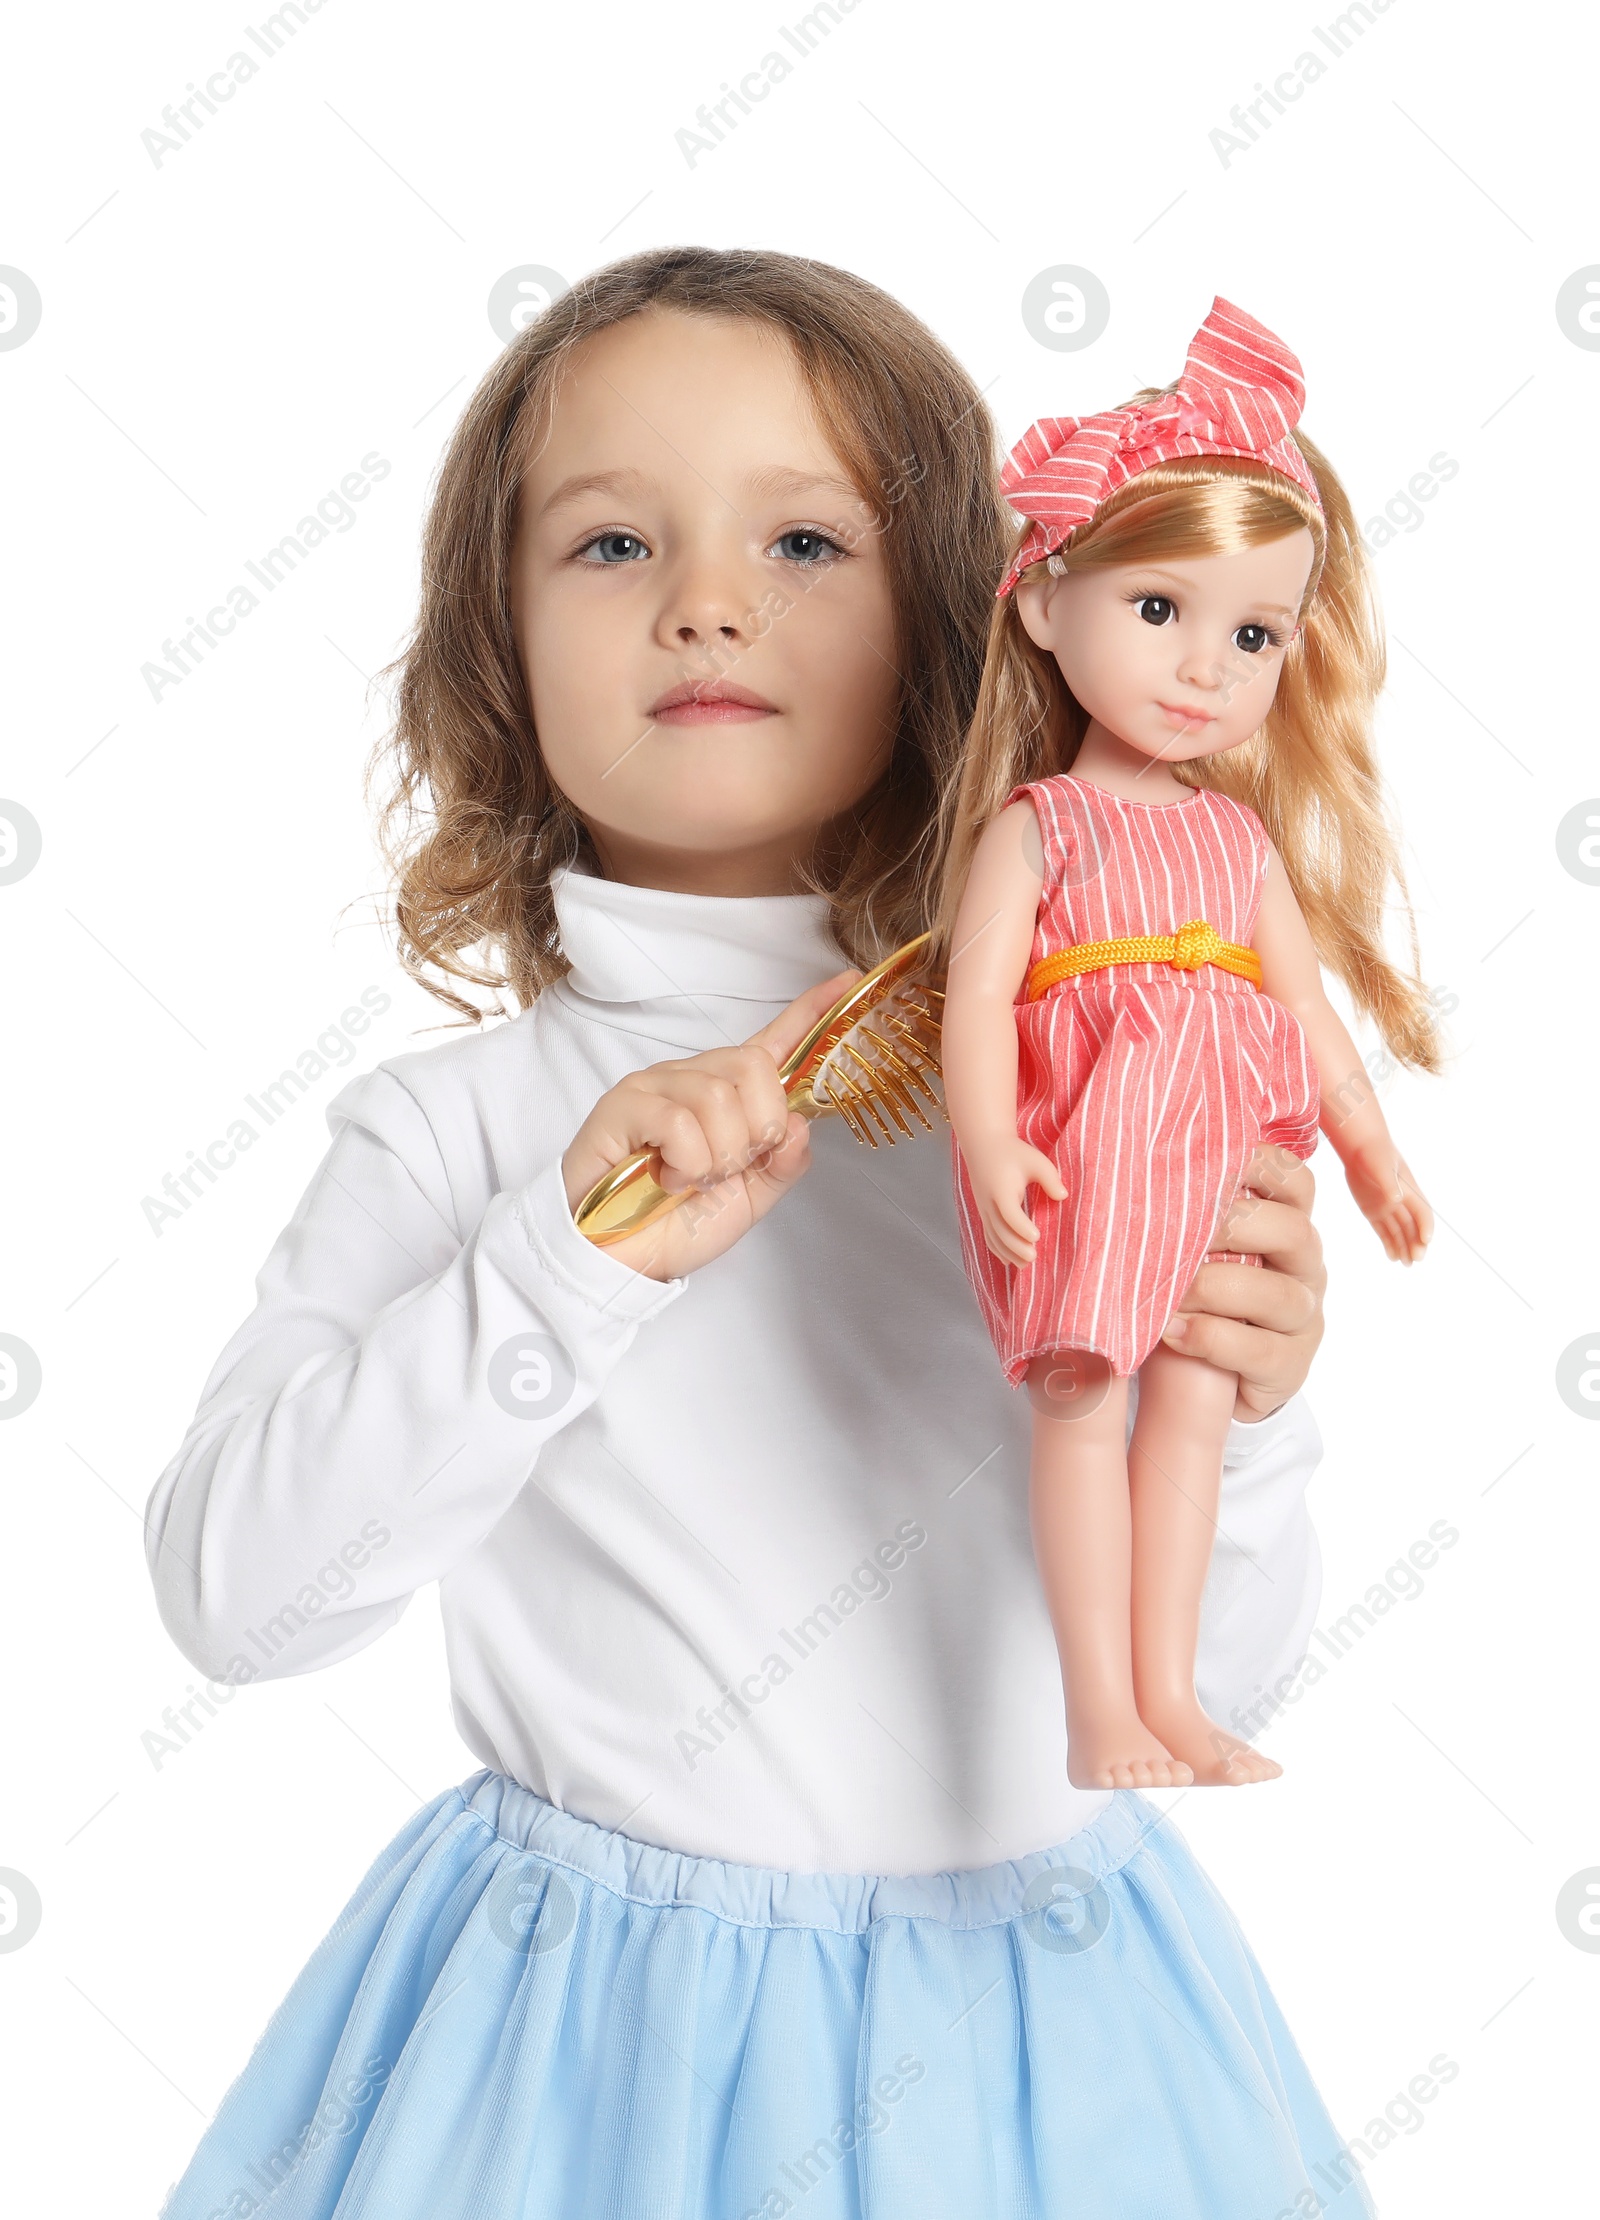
[652,700,775,725]
[1158,702,1216,727]
[649,681,778,726]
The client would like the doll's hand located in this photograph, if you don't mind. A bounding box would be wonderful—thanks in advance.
[560,969,862,1281]
[960,1135,1068,1269]
[1344,1139,1432,1264]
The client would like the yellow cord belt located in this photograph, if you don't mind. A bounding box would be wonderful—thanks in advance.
[1026,918,1262,1001]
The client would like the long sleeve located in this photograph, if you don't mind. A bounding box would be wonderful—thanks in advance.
[1196,1394,1324,1730]
[143,1066,683,1685]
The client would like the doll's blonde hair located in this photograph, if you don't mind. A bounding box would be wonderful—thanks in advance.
[931,402,1441,1073]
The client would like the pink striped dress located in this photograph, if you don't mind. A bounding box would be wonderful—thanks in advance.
[952,773,1321,1383]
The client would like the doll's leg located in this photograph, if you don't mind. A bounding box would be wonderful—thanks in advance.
[1127,1342,1283,1785]
[1026,1350,1194,1791]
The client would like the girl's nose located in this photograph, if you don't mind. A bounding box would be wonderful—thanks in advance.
[656,553,755,655]
[673,613,739,648]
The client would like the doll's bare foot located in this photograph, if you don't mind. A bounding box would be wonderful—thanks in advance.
[1138,1695,1281,1786]
[1065,1709,1194,1791]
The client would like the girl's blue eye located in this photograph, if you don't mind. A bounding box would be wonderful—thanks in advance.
[1135,595,1175,626]
[1232,622,1276,655]
[769,528,843,565]
[579,531,650,564]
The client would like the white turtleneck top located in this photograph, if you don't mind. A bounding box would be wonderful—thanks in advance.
[144,865,1325,1874]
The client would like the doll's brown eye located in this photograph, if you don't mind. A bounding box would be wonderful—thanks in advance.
[1136,595,1175,625]
[1233,623,1271,654]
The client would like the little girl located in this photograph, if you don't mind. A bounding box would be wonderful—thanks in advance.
[938,299,1436,1796]
[146,252,1374,2218]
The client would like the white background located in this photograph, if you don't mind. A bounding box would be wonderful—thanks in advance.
[1,1,1593,2213]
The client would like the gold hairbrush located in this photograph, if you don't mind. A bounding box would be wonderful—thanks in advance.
[574,933,946,1247]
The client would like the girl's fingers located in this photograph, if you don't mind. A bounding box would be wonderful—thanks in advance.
[655,978,858,1191]
[745,969,862,1068]
[1213,1182,1322,1283]
[1194,1182,1321,1282]
[583,1077,753,1199]
[564,986,868,1272]
[604,1088,720,1191]
[1184,1253,1317,1338]
[1239,1142,1315,1215]
[692,1042,794,1158]
[738,1113,814,1220]
[642,1067,772,1188]
[564,976,858,1220]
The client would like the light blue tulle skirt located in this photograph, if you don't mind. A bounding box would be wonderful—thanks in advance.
[159,1767,1375,2219]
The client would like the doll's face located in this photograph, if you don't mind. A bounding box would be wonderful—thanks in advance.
[510,308,901,893]
[1014,530,1317,767]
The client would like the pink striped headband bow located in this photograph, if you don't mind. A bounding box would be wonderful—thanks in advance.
[996,296,1322,598]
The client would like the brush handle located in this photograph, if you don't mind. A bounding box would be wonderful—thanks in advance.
[572,1153,686,1247]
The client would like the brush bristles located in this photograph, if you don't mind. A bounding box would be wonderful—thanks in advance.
[814,985,946,1148]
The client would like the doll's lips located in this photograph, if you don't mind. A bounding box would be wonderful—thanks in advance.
[1158,701,1217,727]
[649,680,778,725]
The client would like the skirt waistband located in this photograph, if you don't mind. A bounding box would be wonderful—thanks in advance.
[455,1768,1170,1935]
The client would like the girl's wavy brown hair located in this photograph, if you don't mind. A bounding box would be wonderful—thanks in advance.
[930,408,1441,1072]
[367,245,1012,1024]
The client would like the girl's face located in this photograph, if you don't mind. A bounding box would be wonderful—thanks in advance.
[510,308,901,895]
[1015,530,1316,768]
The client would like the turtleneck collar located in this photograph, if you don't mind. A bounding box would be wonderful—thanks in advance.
[547,863,847,1053]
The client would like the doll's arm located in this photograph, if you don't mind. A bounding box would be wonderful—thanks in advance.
[1252,841,1432,1264]
[941,800,1068,1267]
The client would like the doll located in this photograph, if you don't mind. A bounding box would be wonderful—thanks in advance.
[938,297,1438,1791]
